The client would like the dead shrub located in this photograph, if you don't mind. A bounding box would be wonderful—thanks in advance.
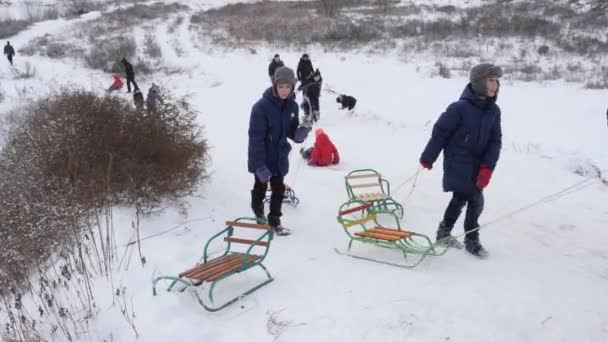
[85,36,137,73]
[11,61,37,79]
[144,33,162,59]
[0,89,210,291]
[0,19,29,39]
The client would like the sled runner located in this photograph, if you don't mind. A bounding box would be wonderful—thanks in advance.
[152,218,274,311]
[336,201,447,268]
[264,183,300,207]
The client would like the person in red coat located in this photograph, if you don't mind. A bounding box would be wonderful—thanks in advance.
[107,75,123,93]
[300,128,340,166]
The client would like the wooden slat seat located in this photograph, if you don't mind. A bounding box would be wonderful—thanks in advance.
[179,253,260,281]
[355,192,388,201]
[369,227,412,238]
[354,231,401,241]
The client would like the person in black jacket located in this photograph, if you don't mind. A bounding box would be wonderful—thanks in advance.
[268,54,284,83]
[336,94,357,111]
[4,41,15,66]
[298,69,322,121]
[296,53,314,82]
[121,58,139,93]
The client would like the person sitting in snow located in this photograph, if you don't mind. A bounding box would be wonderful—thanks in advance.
[268,54,284,83]
[133,88,144,110]
[106,75,123,93]
[300,128,340,166]
[298,69,322,121]
[336,94,357,111]
[419,63,503,259]
[248,66,312,236]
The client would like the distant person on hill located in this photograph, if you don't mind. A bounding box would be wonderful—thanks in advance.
[4,41,15,66]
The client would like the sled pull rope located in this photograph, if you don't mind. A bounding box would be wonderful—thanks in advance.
[448,177,599,242]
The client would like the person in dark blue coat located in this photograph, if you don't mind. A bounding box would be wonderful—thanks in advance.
[420,63,503,258]
[248,66,312,235]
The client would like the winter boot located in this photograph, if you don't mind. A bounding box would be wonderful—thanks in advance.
[436,221,464,249]
[268,215,291,236]
[465,236,488,258]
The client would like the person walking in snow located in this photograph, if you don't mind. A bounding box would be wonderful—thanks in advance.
[268,54,284,83]
[336,94,357,111]
[146,83,162,112]
[298,69,322,121]
[121,58,139,93]
[419,63,503,258]
[300,128,340,166]
[296,53,314,82]
[4,41,15,66]
[248,66,312,235]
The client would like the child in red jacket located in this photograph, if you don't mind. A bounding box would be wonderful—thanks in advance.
[107,75,123,93]
[300,128,340,166]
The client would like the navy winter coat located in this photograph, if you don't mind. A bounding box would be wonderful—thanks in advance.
[420,84,502,193]
[248,87,302,177]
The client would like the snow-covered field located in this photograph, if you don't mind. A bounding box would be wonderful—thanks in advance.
[1,1,607,341]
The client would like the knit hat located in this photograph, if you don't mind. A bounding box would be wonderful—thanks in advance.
[470,63,503,96]
[273,66,296,86]
[315,128,325,138]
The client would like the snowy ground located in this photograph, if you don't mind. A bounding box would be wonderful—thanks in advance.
[1,1,608,341]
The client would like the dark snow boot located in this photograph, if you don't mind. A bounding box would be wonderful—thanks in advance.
[436,221,464,249]
[268,215,291,236]
[465,237,488,259]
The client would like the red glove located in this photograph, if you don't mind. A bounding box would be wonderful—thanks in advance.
[420,160,433,170]
[477,165,492,189]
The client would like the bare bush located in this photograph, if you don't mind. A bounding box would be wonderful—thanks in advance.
[64,0,104,17]
[18,34,75,58]
[436,62,451,78]
[85,36,136,73]
[196,2,381,47]
[168,15,184,33]
[0,19,29,39]
[11,61,37,79]
[25,3,59,22]
[144,33,162,59]
[0,89,209,292]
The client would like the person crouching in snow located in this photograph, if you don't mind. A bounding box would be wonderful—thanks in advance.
[248,66,312,235]
[133,88,144,110]
[300,128,340,166]
[107,75,123,93]
[336,94,357,111]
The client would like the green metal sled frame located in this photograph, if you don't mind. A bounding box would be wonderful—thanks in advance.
[344,169,404,219]
[337,201,447,268]
[152,218,274,312]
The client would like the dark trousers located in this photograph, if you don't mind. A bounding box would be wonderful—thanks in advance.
[126,75,138,92]
[442,190,484,241]
[7,54,13,65]
[251,175,285,226]
[309,95,319,112]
